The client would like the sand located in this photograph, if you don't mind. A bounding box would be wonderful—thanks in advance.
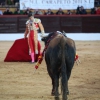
[0,41,100,100]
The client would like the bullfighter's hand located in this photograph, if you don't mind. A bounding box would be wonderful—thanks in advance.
[40,34,43,37]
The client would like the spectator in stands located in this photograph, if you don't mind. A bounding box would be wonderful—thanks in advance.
[81,6,87,14]
[33,9,44,15]
[56,8,64,15]
[6,0,14,5]
[95,0,100,6]
[0,10,3,15]
[13,0,19,5]
[0,0,6,5]
[76,6,82,14]
[13,8,24,15]
[91,7,96,14]
[96,7,100,14]
[24,8,32,15]
[3,8,13,15]
[76,6,87,14]
[66,10,72,15]
[44,9,54,15]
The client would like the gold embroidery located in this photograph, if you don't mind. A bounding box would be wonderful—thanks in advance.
[26,18,40,31]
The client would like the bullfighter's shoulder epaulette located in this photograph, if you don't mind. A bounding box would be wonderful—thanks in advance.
[25,18,41,24]
[34,18,41,23]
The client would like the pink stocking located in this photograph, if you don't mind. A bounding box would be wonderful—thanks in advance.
[31,53,35,62]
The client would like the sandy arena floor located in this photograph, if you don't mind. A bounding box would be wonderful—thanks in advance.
[0,41,100,100]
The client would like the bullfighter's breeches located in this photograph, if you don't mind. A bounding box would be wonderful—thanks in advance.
[28,30,38,53]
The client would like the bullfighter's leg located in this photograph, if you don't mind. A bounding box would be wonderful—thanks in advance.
[28,36,31,55]
[34,31,38,54]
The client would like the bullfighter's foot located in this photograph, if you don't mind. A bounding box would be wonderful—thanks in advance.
[30,61,35,64]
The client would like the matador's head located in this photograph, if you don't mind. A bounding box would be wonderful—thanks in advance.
[28,12,34,21]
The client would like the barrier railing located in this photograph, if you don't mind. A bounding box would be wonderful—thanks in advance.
[0,15,100,33]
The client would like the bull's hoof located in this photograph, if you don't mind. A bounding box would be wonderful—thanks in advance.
[54,97,60,100]
[55,93,59,97]
[67,91,69,95]
[51,91,59,97]
[51,92,55,96]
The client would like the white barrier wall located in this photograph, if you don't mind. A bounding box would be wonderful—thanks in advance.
[20,0,94,10]
[0,33,100,41]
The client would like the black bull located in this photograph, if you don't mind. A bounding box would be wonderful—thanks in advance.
[41,32,76,100]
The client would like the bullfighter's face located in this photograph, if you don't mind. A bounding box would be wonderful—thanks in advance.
[29,16,34,21]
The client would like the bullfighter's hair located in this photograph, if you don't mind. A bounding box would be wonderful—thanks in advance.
[28,12,33,18]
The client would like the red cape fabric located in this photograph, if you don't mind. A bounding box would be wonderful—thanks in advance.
[4,38,41,62]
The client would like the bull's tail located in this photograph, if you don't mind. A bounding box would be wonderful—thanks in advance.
[60,36,67,100]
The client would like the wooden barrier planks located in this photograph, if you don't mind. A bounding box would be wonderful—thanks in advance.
[0,15,100,33]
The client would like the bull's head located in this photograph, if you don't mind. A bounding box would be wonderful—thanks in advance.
[41,35,48,45]
[41,32,55,45]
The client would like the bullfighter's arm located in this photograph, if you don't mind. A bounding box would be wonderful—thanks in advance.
[38,21,45,36]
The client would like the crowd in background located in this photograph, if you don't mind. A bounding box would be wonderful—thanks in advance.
[0,0,100,15]
[0,0,19,6]
[0,7,100,15]
[95,0,100,6]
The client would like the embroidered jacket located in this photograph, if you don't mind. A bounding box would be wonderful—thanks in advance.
[24,18,45,38]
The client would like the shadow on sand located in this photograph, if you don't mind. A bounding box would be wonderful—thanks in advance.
[54,97,60,100]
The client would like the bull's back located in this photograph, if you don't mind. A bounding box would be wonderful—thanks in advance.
[45,34,64,67]
[45,34,76,69]
[66,37,76,49]
[48,35,75,50]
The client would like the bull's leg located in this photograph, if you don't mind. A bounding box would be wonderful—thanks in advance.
[51,78,56,96]
[46,67,55,96]
[48,74,59,96]
[53,75,59,97]
[65,69,71,95]
[34,31,38,54]
[66,81,69,95]
[47,67,59,96]
[66,62,74,95]
[50,76,59,96]
[45,53,60,97]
